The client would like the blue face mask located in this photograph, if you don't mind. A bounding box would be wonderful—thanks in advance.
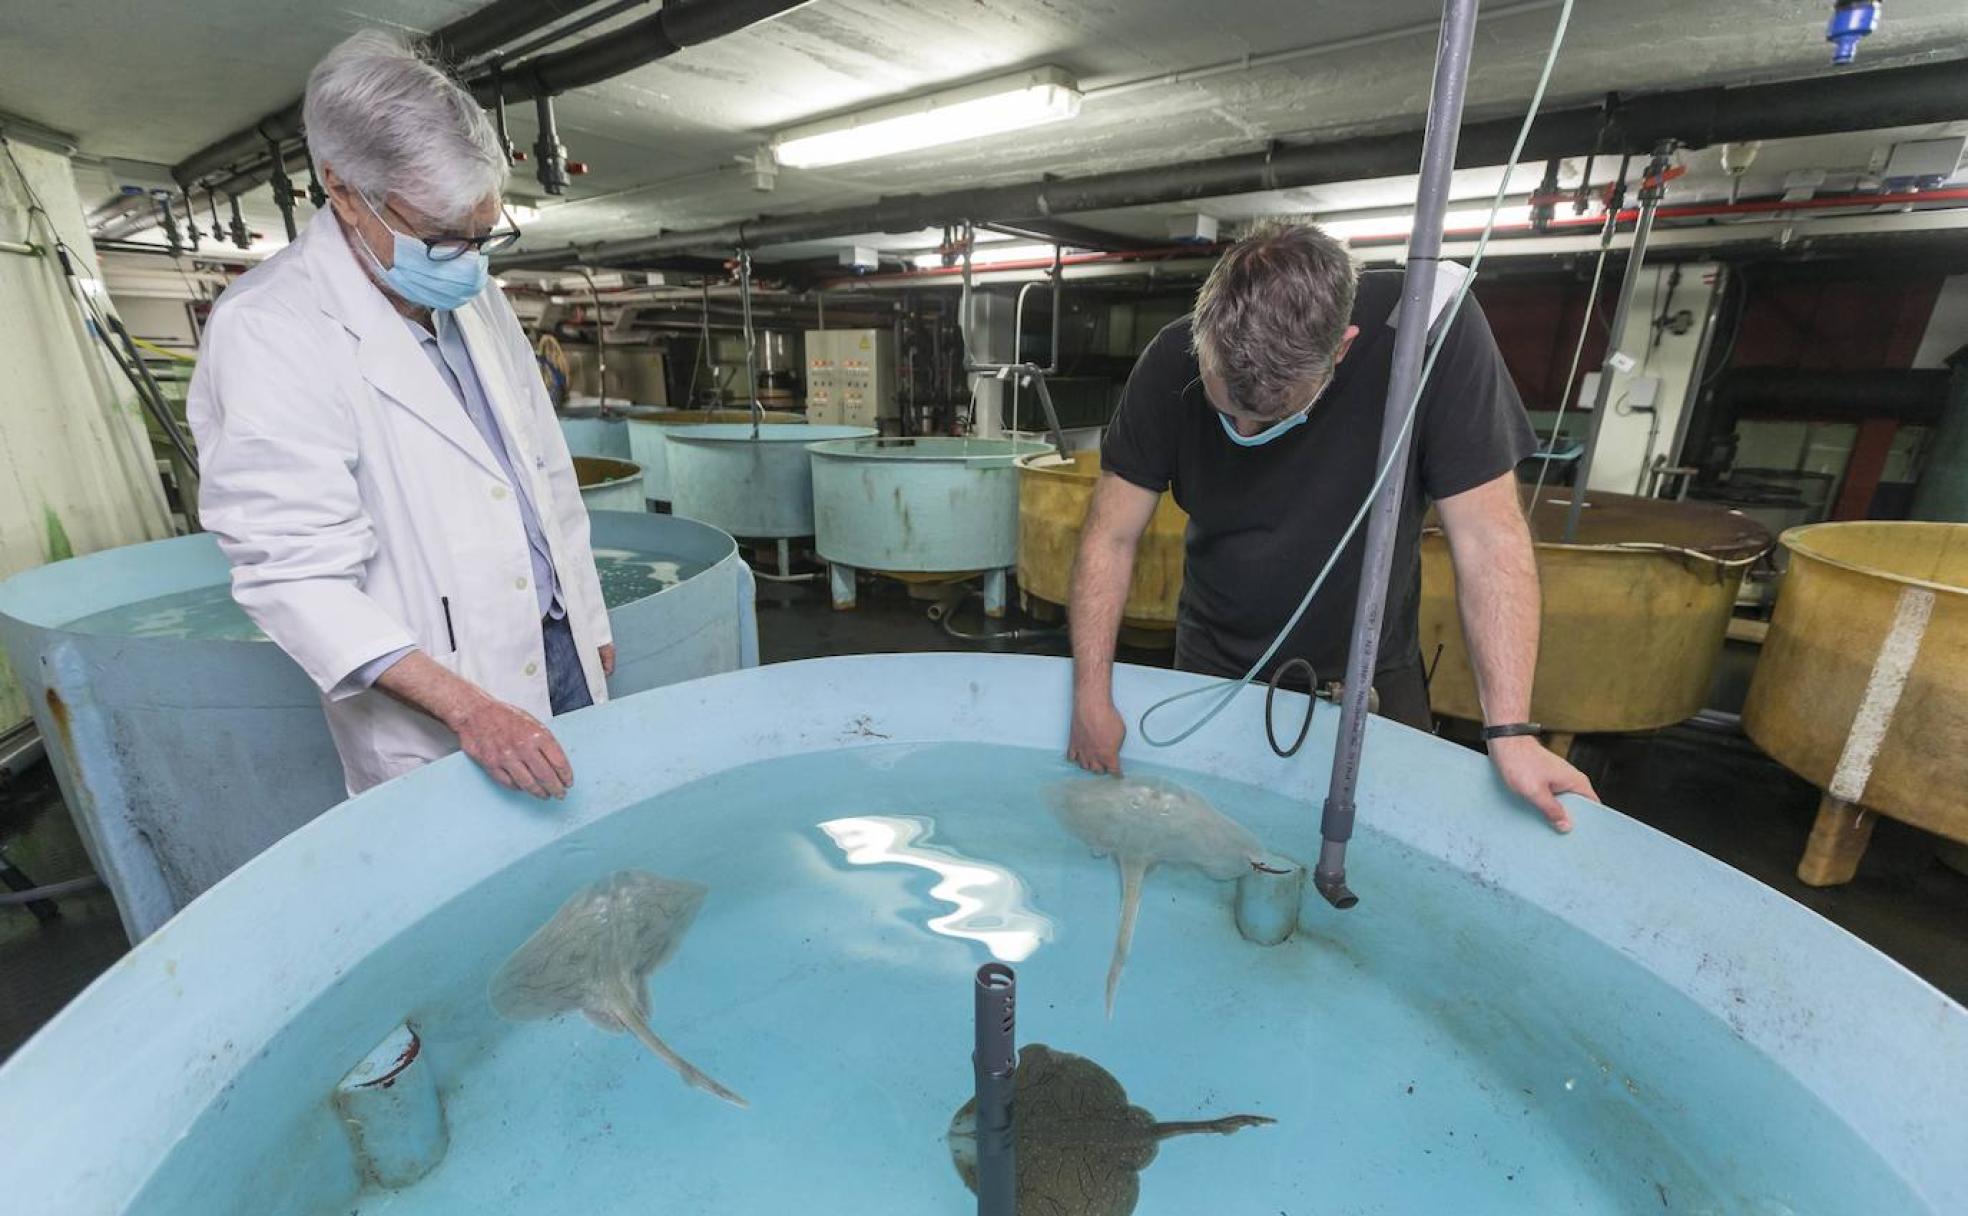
[1218,407,1310,447]
[354,193,490,312]
[1213,378,1327,448]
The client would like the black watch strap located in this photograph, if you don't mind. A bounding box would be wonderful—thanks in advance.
[1481,722,1543,741]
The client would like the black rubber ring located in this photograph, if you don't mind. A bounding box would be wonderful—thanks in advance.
[1264,657,1319,758]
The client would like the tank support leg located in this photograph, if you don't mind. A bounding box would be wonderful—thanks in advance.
[776,538,793,579]
[1543,731,1576,761]
[1797,794,1876,887]
[983,569,1009,619]
[830,563,858,611]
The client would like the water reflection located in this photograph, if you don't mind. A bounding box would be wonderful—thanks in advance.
[819,815,1052,962]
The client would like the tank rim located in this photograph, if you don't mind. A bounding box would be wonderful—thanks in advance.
[665,423,877,444]
[809,436,1053,465]
[572,455,642,488]
[1780,520,1968,598]
[624,408,806,426]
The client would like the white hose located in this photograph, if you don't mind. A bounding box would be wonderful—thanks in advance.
[1138,0,1578,749]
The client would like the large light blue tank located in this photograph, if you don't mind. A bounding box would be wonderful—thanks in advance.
[630,410,813,508]
[809,437,1053,614]
[0,511,756,940]
[0,654,1960,1215]
[667,423,876,538]
[556,415,631,460]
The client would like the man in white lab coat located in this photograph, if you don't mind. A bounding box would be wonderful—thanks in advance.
[189,31,612,798]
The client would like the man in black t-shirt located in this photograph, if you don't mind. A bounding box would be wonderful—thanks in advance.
[1066,220,1595,831]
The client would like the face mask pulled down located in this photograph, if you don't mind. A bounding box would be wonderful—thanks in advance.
[1214,378,1328,448]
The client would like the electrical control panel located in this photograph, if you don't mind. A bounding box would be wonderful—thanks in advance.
[803,329,896,428]
[805,332,840,423]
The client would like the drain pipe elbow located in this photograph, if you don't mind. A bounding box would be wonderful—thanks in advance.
[1313,838,1359,910]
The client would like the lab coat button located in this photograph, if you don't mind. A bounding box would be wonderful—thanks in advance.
[524,661,538,676]
[491,485,509,500]
[515,576,529,591]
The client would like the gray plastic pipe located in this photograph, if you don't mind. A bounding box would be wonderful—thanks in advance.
[954,227,1071,455]
[737,248,764,438]
[1561,140,1676,543]
[1316,0,1481,911]
[973,963,1017,1216]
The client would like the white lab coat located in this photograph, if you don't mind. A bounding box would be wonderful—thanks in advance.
[188,209,610,794]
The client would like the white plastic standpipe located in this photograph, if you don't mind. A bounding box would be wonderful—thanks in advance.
[332,1023,449,1190]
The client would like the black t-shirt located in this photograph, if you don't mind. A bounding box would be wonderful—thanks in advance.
[1101,270,1534,682]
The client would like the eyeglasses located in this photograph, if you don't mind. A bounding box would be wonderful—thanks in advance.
[380,199,523,261]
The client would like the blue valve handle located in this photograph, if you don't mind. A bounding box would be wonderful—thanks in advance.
[1826,1,1882,67]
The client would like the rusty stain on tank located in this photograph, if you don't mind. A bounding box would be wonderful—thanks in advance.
[42,684,72,755]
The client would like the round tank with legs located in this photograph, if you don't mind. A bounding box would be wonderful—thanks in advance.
[811,437,1052,617]
[1742,521,1968,886]
[627,410,807,507]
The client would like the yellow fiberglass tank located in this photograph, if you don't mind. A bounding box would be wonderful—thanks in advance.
[1016,450,1186,640]
[1419,488,1772,748]
[1742,522,1968,886]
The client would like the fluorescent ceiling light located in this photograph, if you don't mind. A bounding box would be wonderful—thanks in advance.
[910,242,1067,271]
[1318,205,1537,242]
[772,67,1081,169]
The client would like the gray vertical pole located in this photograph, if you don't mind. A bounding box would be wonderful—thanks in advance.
[738,247,763,439]
[973,963,1017,1216]
[1315,0,1482,911]
[1562,140,1675,542]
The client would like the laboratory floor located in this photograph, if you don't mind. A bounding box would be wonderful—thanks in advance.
[3,572,1965,1062]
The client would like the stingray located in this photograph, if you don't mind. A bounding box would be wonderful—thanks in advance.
[1050,776,1264,1016]
[489,870,747,1108]
[948,1043,1273,1216]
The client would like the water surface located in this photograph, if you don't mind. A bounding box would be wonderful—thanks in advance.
[133,743,1916,1216]
[63,549,702,641]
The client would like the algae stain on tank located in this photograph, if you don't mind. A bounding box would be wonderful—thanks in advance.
[43,506,73,562]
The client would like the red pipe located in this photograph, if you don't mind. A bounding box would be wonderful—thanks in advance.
[823,189,1968,287]
[1431,186,1968,241]
[820,244,1213,289]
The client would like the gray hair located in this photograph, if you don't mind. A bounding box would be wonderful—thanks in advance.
[302,29,506,224]
[1192,219,1358,418]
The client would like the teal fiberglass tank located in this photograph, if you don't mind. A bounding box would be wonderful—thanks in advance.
[557,415,631,461]
[666,423,876,538]
[808,436,1053,614]
[0,653,1961,1216]
[0,510,755,940]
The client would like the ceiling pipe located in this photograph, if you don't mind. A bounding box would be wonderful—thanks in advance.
[150,0,807,242]
[171,0,600,191]
[495,57,1968,270]
[812,188,1968,290]
[472,0,811,106]
[455,0,654,70]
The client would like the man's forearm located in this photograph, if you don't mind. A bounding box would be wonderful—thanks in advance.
[1069,533,1137,701]
[374,651,497,730]
[1451,528,1540,724]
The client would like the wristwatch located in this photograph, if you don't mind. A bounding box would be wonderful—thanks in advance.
[1481,722,1542,741]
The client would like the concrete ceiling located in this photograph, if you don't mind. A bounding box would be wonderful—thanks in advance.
[8,0,1965,262]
